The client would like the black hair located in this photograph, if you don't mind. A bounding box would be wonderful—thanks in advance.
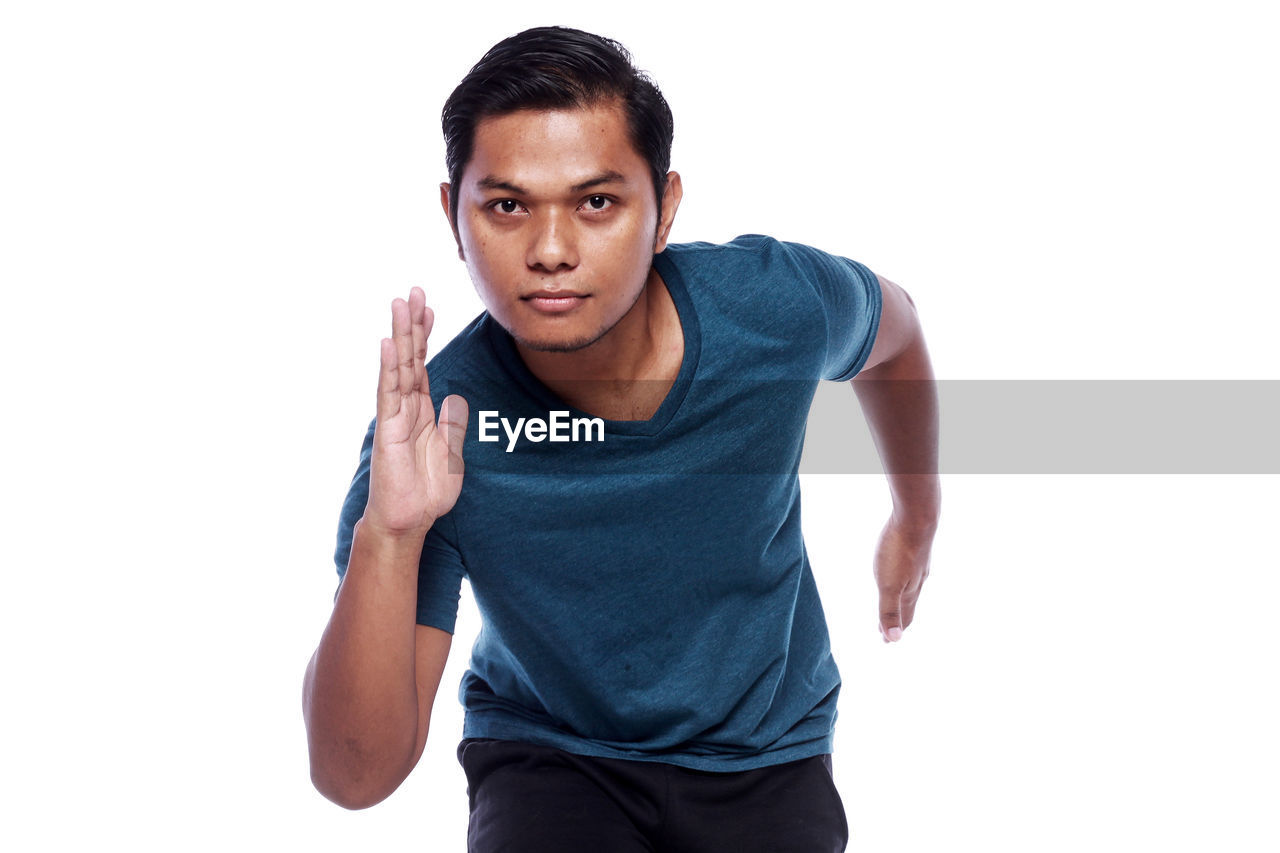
[442,26,674,224]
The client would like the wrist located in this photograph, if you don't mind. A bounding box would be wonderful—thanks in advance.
[888,474,940,537]
[353,515,433,552]
[889,506,939,541]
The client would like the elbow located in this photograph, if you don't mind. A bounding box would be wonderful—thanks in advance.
[310,766,395,811]
[303,705,412,810]
[308,738,417,810]
[304,715,419,811]
[301,650,428,811]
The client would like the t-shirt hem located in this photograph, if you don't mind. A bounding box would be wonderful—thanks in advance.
[461,714,834,772]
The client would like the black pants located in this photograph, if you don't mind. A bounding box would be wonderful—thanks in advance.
[458,738,849,852]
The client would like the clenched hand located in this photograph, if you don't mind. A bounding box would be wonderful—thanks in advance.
[874,515,933,643]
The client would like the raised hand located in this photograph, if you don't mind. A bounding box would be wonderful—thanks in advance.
[363,286,469,535]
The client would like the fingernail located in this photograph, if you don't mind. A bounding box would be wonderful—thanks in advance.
[888,627,902,642]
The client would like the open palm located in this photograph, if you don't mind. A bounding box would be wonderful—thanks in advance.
[364,287,469,535]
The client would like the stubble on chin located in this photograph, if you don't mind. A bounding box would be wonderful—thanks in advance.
[510,318,614,353]
[515,334,600,354]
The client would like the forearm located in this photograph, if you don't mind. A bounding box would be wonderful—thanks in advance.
[852,328,941,531]
[302,517,428,808]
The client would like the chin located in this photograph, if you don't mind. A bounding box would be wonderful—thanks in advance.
[510,327,607,353]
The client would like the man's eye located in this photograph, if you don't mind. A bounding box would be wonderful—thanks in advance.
[583,195,612,211]
[493,200,523,215]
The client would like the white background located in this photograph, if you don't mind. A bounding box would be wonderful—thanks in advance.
[3,1,1277,850]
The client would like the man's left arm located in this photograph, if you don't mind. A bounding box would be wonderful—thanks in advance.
[852,273,940,643]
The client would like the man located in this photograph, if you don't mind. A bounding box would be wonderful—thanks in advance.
[303,25,938,851]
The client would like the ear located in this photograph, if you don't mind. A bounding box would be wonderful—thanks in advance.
[440,182,464,261]
[652,171,683,254]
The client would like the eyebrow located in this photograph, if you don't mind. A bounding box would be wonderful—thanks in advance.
[570,171,628,193]
[474,170,629,196]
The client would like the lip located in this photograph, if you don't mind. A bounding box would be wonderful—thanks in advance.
[520,290,589,315]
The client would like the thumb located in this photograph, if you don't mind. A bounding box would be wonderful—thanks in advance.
[438,394,469,469]
[879,590,904,643]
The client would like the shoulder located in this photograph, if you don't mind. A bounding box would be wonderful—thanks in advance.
[659,233,791,269]
[425,311,488,376]
[657,235,799,305]
[661,234,881,381]
[658,234,878,323]
[422,311,502,407]
[660,234,872,290]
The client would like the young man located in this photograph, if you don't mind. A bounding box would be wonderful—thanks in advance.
[303,26,938,851]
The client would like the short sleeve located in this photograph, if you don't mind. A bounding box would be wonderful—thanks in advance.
[333,418,467,634]
[782,241,883,381]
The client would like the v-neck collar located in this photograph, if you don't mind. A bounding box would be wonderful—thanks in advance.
[485,249,701,437]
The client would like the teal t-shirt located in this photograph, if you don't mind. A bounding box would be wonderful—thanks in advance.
[334,234,882,771]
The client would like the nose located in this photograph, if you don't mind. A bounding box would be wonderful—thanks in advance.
[526,208,579,272]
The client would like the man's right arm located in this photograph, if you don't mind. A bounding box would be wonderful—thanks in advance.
[302,521,452,809]
[303,287,468,809]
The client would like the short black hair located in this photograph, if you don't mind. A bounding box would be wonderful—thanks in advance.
[442,26,674,224]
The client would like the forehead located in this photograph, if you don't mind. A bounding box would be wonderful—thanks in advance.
[463,103,648,191]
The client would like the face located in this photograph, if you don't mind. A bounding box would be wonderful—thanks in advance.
[442,102,680,352]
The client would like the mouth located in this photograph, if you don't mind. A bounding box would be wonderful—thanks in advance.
[520,290,589,315]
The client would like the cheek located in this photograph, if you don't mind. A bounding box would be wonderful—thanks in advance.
[592,211,658,262]
[462,245,500,298]
[460,227,509,288]
[459,216,486,257]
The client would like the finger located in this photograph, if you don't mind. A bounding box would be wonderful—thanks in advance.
[376,337,400,420]
[900,586,919,630]
[900,559,929,629]
[391,297,414,395]
[420,304,436,402]
[409,287,428,392]
[438,394,469,474]
[879,589,904,643]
